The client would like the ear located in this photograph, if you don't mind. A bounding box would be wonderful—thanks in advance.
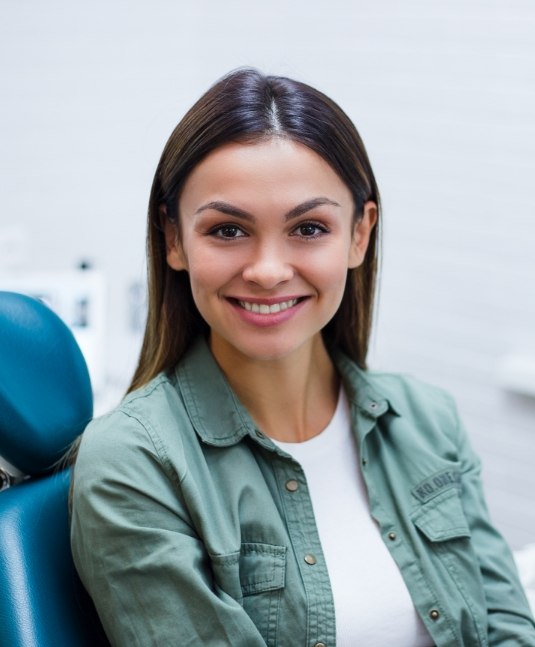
[348,201,378,269]
[161,205,188,271]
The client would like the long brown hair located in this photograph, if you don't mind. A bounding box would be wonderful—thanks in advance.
[129,68,381,392]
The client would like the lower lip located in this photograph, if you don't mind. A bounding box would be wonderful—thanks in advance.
[228,298,308,328]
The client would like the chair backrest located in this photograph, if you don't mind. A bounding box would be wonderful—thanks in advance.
[0,291,109,647]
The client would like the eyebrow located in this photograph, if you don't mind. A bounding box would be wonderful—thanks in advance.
[194,197,341,222]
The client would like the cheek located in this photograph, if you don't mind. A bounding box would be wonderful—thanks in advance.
[185,250,237,295]
[306,254,350,312]
[305,246,350,284]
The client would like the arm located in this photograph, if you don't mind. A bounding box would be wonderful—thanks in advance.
[453,402,535,645]
[70,411,267,647]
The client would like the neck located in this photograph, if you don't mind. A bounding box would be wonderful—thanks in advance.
[210,334,339,442]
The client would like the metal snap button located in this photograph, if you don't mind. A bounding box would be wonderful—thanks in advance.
[429,609,440,621]
[304,554,317,565]
[388,532,397,541]
[285,479,299,492]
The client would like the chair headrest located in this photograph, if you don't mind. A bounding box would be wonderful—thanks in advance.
[0,292,93,475]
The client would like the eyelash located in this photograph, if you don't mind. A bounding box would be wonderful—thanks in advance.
[291,221,330,239]
[209,224,247,239]
[208,221,330,240]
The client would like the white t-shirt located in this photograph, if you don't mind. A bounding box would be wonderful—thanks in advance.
[272,387,433,647]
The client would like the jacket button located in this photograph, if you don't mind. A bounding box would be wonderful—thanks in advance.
[388,532,397,541]
[285,479,299,492]
[313,643,327,647]
[304,554,317,565]
[429,609,440,620]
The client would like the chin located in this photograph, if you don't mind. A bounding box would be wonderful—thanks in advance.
[209,325,328,366]
[236,344,295,363]
[231,335,321,364]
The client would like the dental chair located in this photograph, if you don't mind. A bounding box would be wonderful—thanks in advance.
[0,291,110,646]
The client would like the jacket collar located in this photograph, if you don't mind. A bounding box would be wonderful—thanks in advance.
[332,349,399,418]
[174,336,254,446]
[174,336,398,448]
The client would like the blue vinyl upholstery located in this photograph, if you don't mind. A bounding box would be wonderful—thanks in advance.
[0,291,93,473]
[0,292,109,646]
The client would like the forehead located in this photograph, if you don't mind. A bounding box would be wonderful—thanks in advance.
[179,138,353,211]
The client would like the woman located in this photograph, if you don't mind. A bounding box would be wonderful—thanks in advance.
[70,68,535,646]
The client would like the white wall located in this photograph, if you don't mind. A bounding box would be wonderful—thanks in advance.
[1,0,533,547]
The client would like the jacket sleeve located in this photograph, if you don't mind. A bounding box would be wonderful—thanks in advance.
[452,401,535,645]
[70,411,267,647]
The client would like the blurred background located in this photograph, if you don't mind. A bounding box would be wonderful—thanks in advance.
[0,0,533,550]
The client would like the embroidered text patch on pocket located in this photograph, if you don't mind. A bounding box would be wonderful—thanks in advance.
[411,488,471,542]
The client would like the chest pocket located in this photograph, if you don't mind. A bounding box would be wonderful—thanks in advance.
[238,542,286,595]
[410,488,471,542]
[410,488,488,644]
[211,542,286,647]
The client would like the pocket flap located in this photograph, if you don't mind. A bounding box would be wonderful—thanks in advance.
[210,542,287,600]
[411,489,471,542]
[239,542,286,595]
[240,543,286,595]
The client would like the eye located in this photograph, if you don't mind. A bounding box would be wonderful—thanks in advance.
[210,224,247,239]
[292,221,329,239]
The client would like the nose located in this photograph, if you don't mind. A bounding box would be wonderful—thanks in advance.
[241,242,294,289]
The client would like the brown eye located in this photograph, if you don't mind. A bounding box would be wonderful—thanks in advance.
[293,222,328,238]
[211,225,246,239]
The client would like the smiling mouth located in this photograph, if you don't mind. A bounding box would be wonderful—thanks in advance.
[235,298,302,314]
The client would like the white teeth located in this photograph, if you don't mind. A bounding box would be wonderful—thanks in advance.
[239,299,298,314]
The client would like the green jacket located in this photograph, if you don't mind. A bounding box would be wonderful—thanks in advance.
[71,337,535,646]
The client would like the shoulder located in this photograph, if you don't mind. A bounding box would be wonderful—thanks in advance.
[362,369,466,450]
[336,353,463,445]
[75,371,191,481]
[337,351,456,417]
[366,370,457,419]
[70,373,199,553]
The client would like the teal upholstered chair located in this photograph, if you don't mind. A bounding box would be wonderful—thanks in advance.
[0,291,109,646]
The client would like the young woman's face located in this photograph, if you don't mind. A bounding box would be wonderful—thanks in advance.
[165,138,376,364]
